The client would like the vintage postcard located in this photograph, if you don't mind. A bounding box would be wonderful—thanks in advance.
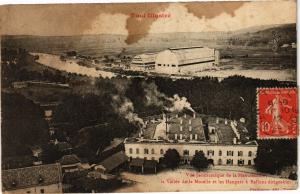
[0,0,298,193]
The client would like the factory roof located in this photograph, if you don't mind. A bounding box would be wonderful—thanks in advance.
[131,53,157,65]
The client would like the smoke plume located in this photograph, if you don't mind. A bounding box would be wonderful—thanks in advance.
[112,95,144,127]
[143,81,195,113]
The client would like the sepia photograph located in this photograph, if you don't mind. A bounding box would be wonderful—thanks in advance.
[0,0,298,193]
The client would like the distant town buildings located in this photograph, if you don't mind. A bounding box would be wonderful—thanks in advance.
[2,163,63,194]
[124,112,257,167]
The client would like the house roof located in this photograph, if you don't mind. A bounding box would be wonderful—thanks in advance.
[129,158,144,167]
[144,160,158,168]
[102,138,124,153]
[58,154,81,166]
[97,151,128,172]
[2,163,62,191]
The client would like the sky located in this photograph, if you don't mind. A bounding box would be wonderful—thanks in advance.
[0,0,296,44]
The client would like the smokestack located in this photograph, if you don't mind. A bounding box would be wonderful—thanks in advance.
[233,137,237,144]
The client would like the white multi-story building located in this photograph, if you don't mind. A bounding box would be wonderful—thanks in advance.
[124,113,258,166]
[154,46,220,74]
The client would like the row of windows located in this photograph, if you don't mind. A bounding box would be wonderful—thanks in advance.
[128,148,253,157]
[129,148,165,155]
[157,64,176,67]
[221,159,252,165]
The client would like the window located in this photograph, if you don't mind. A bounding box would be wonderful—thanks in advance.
[226,159,233,165]
[151,149,155,154]
[207,150,214,156]
[248,160,252,165]
[172,65,176,67]
[219,150,222,156]
[27,191,31,193]
[183,150,189,155]
[238,151,243,157]
[129,148,133,154]
[160,149,164,154]
[144,157,147,160]
[158,64,161,66]
[238,160,244,166]
[136,148,139,154]
[227,151,234,156]
[151,157,155,160]
[40,189,45,193]
[248,151,252,157]
[218,159,222,165]
[144,148,149,154]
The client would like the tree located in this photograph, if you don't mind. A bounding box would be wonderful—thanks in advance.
[163,149,180,169]
[1,92,48,157]
[190,151,209,170]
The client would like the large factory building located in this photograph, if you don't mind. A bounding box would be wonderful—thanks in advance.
[130,53,157,71]
[124,112,257,168]
[154,46,219,74]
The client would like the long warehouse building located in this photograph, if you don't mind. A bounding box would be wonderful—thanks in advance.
[155,46,219,74]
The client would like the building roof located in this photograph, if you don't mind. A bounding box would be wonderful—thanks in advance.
[2,163,62,191]
[2,155,34,170]
[151,113,206,141]
[102,138,124,153]
[131,53,157,65]
[58,154,81,166]
[144,160,158,168]
[97,151,128,172]
[129,158,144,167]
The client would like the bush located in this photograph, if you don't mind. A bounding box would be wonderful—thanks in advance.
[163,149,180,169]
[190,151,209,170]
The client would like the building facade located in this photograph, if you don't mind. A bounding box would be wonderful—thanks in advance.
[124,113,258,166]
[154,46,220,74]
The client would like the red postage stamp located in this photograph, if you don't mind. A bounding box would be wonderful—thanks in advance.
[257,88,298,139]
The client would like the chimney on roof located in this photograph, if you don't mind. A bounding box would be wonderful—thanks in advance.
[233,137,237,144]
